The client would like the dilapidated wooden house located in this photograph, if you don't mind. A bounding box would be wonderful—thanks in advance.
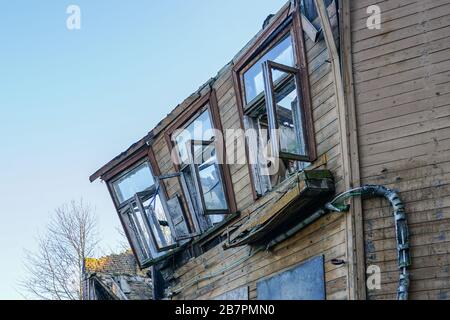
[82,251,153,300]
[89,0,450,300]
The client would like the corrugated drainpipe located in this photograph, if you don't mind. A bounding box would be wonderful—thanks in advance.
[265,185,411,300]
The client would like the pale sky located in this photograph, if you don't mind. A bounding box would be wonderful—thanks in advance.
[0,0,286,299]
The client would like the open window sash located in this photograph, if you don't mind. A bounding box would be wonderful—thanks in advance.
[134,172,200,251]
[178,165,212,233]
[119,203,163,265]
[113,160,199,265]
[133,192,177,253]
[156,173,199,241]
[262,60,309,162]
[187,138,230,216]
[244,115,272,197]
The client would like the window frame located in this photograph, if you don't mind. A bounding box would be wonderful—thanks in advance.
[105,149,188,267]
[232,2,316,200]
[263,60,310,162]
[164,90,237,233]
[188,138,230,215]
[241,32,296,110]
[109,160,155,209]
[133,190,177,252]
[118,202,152,263]
[109,158,177,250]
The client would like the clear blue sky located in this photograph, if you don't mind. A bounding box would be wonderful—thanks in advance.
[0,0,286,299]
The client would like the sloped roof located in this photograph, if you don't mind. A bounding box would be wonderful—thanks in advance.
[84,251,153,300]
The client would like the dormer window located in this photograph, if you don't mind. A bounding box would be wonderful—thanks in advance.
[173,110,228,216]
[234,8,316,197]
[110,159,191,265]
[166,92,237,234]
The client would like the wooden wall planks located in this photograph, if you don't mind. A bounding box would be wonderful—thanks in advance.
[148,1,348,300]
[350,0,450,300]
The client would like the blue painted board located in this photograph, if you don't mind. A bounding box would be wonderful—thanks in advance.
[257,255,325,300]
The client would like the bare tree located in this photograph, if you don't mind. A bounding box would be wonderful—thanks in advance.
[115,225,131,252]
[20,199,99,300]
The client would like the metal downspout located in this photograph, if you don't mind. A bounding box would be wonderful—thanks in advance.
[265,184,411,300]
[326,185,411,300]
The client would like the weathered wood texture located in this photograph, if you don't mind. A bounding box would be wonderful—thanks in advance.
[149,3,349,300]
[350,0,450,299]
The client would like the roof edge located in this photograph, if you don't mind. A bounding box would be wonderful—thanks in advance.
[89,0,293,183]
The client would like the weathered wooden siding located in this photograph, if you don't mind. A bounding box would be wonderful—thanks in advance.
[153,3,351,300]
[213,66,254,211]
[350,0,450,299]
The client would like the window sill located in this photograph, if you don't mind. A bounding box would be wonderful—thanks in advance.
[192,212,241,246]
[140,169,333,267]
[141,241,191,269]
[223,169,335,249]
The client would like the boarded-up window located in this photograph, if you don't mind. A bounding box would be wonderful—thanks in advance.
[257,256,325,300]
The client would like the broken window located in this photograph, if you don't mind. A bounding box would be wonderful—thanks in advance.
[110,160,190,265]
[236,14,315,197]
[171,105,234,233]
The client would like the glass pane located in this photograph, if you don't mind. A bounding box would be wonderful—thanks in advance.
[129,205,152,258]
[182,166,225,224]
[112,162,154,204]
[244,34,295,104]
[142,195,175,249]
[272,70,306,156]
[174,109,214,165]
[182,165,201,214]
[124,210,148,262]
[194,144,228,212]
[182,164,224,225]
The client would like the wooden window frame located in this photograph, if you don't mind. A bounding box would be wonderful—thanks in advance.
[232,2,316,200]
[187,138,230,215]
[263,60,311,162]
[109,158,177,250]
[104,148,186,267]
[164,90,237,233]
[109,160,154,209]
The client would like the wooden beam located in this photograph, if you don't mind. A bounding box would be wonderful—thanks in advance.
[314,0,357,300]
[111,278,129,300]
[339,0,366,300]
